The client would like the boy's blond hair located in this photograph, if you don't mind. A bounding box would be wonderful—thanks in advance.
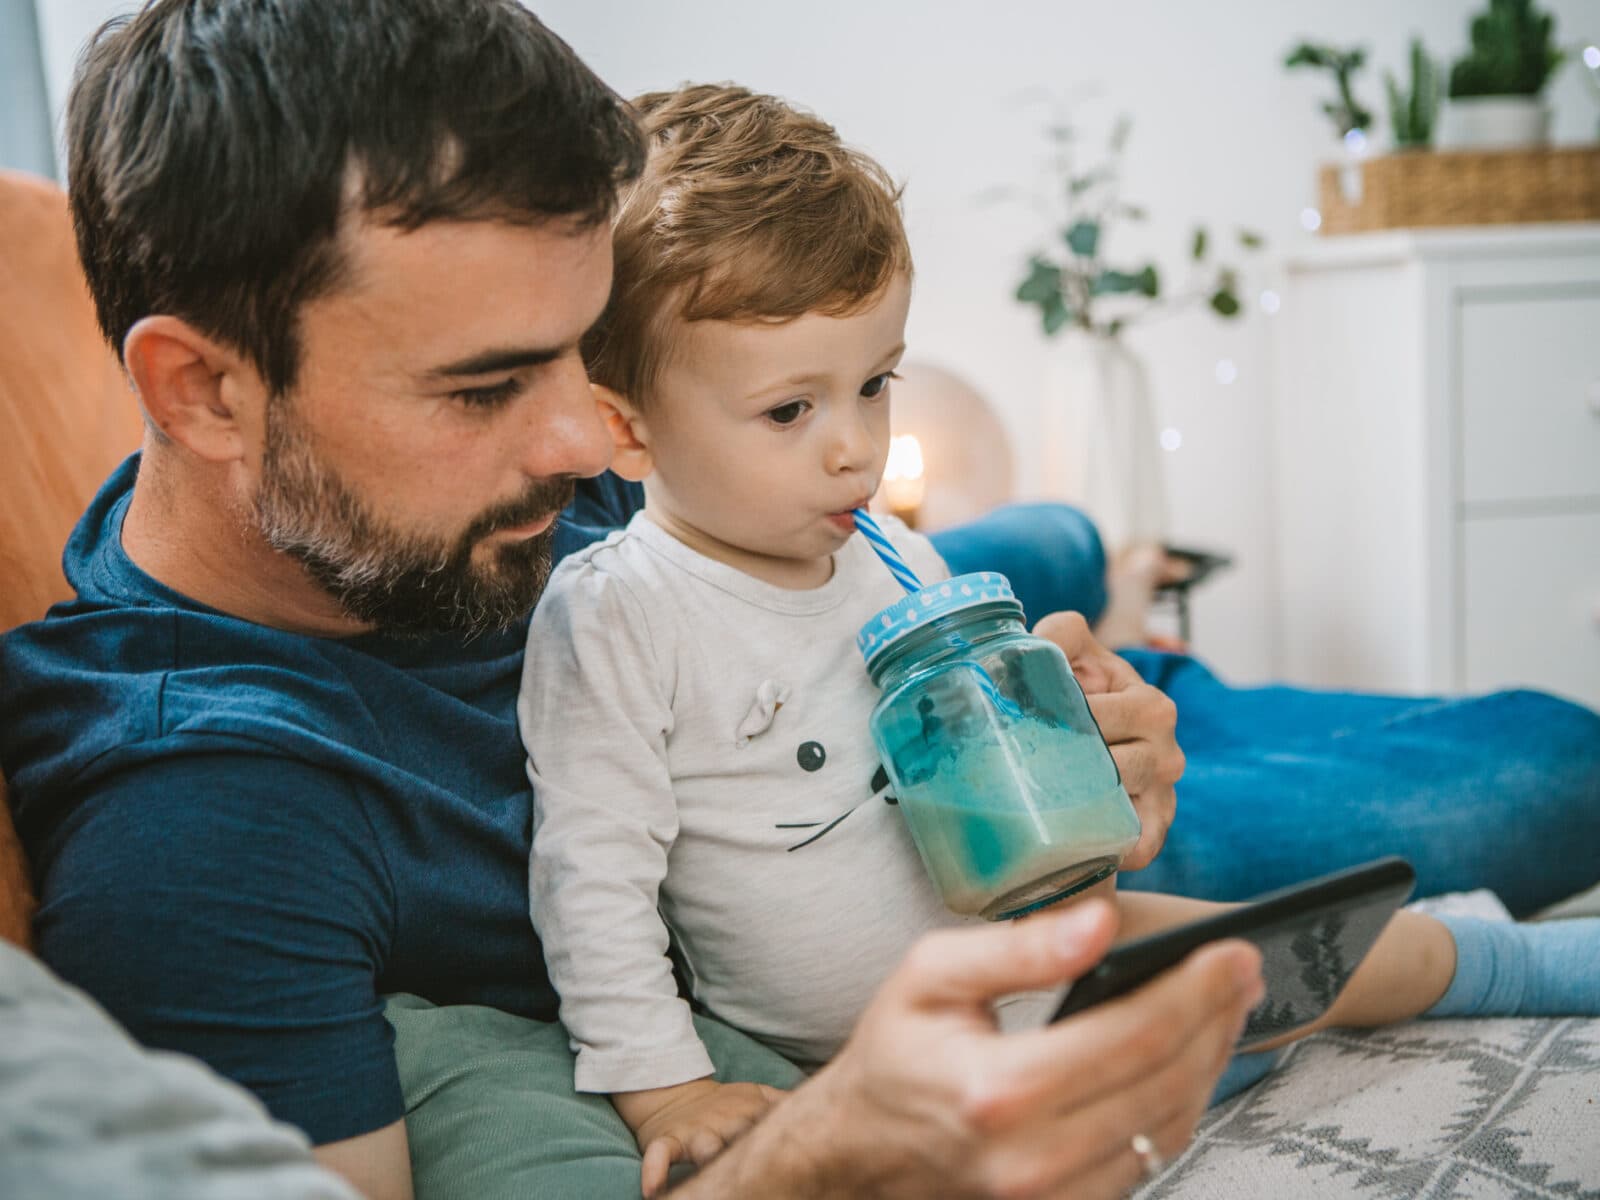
[583,83,913,406]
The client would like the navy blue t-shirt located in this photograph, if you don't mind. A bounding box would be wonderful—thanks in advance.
[0,455,642,1144]
[0,455,1102,1146]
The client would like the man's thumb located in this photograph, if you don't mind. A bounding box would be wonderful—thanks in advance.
[893,899,1118,1011]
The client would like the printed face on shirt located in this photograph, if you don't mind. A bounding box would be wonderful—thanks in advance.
[251,216,616,636]
[636,272,911,590]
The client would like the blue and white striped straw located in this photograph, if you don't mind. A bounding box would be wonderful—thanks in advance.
[853,508,923,594]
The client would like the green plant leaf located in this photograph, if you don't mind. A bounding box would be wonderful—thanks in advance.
[1068,170,1107,196]
[1042,294,1073,335]
[1119,203,1148,220]
[1137,264,1160,297]
[1110,115,1133,152]
[1015,256,1062,304]
[1285,43,1334,69]
[1192,227,1208,260]
[1210,289,1242,317]
[1237,228,1265,249]
[1064,220,1100,258]
[1108,318,1126,336]
[1090,269,1141,296]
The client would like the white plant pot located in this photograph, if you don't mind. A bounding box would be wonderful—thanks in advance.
[1039,334,1167,553]
[1438,96,1551,150]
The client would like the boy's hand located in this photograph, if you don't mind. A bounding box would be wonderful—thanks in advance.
[613,1077,787,1197]
[1033,610,1184,870]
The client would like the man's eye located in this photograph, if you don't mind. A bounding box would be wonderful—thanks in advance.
[860,371,900,399]
[452,379,520,409]
[766,399,810,426]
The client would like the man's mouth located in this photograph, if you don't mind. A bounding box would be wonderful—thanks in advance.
[491,511,559,539]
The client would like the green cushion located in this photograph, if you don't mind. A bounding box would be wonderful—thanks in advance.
[385,995,802,1200]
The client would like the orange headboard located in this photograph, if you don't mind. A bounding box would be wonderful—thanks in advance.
[0,169,144,948]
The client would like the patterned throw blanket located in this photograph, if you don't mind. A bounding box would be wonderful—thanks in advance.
[1135,1016,1600,1197]
[1135,887,1599,1199]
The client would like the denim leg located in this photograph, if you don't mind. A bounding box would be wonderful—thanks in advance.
[1120,651,1600,917]
[929,503,1108,627]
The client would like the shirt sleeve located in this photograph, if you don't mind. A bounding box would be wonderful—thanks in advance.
[519,560,713,1094]
[31,751,403,1146]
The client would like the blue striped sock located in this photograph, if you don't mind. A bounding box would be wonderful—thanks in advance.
[1425,916,1600,1018]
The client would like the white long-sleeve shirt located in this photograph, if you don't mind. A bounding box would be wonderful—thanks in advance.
[520,514,986,1093]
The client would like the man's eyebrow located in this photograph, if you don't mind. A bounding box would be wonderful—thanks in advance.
[424,343,572,378]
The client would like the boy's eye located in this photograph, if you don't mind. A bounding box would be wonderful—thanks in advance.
[860,371,901,399]
[452,378,521,409]
[766,399,810,426]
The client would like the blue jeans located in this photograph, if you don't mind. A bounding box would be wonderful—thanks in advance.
[933,505,1600,917]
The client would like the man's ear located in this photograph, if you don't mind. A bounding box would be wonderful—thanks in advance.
[591,384,654,482]
[122,315,263,463]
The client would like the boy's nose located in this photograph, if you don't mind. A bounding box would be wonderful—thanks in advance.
[826,412,879,476]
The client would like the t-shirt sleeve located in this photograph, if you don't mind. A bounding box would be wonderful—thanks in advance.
[519,559,713,1094]
[31,751,402,1146]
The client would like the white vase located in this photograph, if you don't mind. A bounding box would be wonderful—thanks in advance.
[1040,333,1167,553]
[1437,96,1551,150]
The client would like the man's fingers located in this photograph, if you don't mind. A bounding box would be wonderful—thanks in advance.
[1032,611,1133,695]
[971,1017,1223,1198]
[1119,783,1176,871]
[1065,1100,1204,1200]
[887,901,1118,1013]
[640,1135,684,1198]
[1089,687,1180,768]
[959,938,1262,1131]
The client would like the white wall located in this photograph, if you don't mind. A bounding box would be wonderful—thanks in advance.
[37,0,1600,683]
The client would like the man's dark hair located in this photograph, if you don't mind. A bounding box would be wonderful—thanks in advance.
[67,0,644,394]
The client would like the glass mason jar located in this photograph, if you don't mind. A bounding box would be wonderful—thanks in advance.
[857,572,1141,920]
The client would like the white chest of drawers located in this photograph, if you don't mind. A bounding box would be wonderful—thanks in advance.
[1272,224,1600,710]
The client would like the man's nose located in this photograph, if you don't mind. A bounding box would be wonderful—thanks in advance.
[518,358,613,481]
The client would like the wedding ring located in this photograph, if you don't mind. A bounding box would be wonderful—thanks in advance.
[1130,1132,1167,1179]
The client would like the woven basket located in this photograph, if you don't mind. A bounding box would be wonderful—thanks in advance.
[1318,147,1600,234]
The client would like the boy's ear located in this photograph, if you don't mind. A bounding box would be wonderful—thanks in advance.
[122,315,261,463]
[591,384,654,482]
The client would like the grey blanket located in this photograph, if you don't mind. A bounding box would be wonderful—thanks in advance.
[0,941,357,1200]
[1136,1016,1600,1199]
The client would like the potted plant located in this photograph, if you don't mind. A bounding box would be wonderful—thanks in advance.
[1284,42,1375,146]
[1387,38,1440,150]
[1440,0,1565,149]
[1003,114,1261,552]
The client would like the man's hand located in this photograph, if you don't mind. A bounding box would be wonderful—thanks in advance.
[1033,611,1183,870]
[675,901,1264,1199]
[614,1077,786,1198]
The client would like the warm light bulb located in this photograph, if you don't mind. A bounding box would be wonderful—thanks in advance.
[1300,207,1323,232]
[1584,45,1600,70]
[1259,289,1281,315]
[882,434,927,516]
[1214,358,1238,385]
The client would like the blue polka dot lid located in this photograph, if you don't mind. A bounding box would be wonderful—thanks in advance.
[856,572,1021,664]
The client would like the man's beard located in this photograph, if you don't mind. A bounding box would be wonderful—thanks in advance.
[254,397,574,639]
